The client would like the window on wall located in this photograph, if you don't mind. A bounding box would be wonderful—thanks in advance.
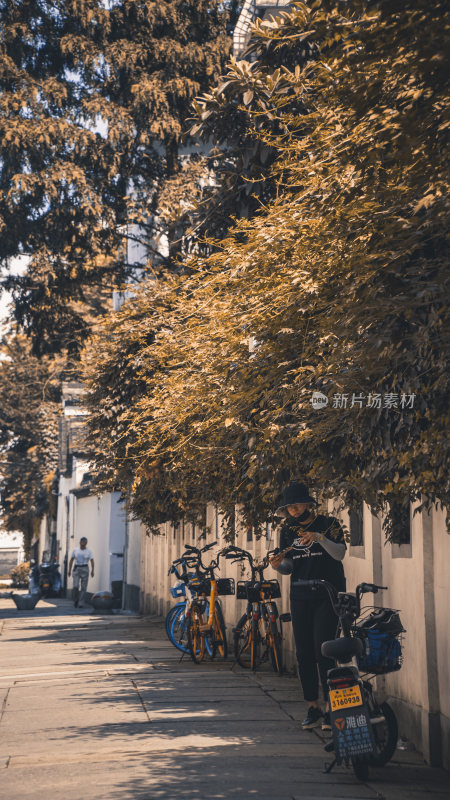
[246,527,253,543]
[349,503,364,547]
[389,502,411,545]
[192,523,195,540]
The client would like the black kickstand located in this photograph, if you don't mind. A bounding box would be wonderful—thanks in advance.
[324,758,337,774]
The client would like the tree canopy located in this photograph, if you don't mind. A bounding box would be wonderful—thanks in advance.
[188,5,317,240]
[0,333,67,548]
[0,0,231,353]
[83,0,450,536]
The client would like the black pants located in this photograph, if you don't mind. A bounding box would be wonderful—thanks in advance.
[290,591,339,703]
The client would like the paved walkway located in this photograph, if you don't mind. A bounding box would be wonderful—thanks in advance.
[0,597,449,800]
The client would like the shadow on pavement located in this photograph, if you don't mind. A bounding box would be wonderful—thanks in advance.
[1,606,449,800]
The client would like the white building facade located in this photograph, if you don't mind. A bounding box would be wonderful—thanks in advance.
[0,529,24,575]
[52,382,141,610]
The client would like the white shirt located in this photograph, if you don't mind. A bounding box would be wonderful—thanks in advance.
[71,547,93,566]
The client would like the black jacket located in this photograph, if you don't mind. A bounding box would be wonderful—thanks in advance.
[279,514,346,596]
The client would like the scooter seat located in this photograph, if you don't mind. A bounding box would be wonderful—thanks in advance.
[321,636,364,661]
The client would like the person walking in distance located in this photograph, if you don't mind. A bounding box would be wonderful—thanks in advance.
[68,537,94,609]
[270,482,346,731]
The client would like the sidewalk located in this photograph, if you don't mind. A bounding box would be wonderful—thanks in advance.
[0,597,448,800]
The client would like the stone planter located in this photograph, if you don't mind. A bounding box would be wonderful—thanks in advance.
[90,591,115,613]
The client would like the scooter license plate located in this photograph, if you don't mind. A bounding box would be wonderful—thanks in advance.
[329,684,363,711]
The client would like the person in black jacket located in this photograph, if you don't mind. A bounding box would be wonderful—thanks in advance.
[270,481,346,730]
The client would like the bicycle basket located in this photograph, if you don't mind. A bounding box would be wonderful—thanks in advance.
[246,585,261,603]
[260,580,281,599]
[236,580,252,600]
[188,577,208,595]
[355,628,403,674]
[216,577,235,596]
[169,582,186,599]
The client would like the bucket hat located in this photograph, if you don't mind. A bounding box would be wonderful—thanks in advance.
[275,481,318,517]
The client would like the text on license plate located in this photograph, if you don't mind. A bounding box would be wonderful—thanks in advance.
[329,685,363,711]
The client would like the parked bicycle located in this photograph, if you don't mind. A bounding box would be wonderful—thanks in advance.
[224,545,290,674]
[292,578,404,781]
[186,545,235,664]
[166,556,200,653]
[165,542,217,654]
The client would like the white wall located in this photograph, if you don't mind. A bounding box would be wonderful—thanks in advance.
[330,499,449,769]
[109,495,127,584]
[432,506,450,768]
[126,518,142,588]
[55,473,76,580]
[74,494,111,593]
[140,500,449,768]
[122,516,142,611]
[140,507,298,670]
[55,459,126,597]
[0,530,24,573]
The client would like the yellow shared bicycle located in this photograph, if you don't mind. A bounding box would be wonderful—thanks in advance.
[185,546,234,664]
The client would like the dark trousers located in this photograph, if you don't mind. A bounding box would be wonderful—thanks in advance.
[290,592,338,703]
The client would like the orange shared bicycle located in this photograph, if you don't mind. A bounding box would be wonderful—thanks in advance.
[185,545,235,664]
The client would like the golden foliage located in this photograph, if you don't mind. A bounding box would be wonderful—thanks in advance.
[80,1,449,533]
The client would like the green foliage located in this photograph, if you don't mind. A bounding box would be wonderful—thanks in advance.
[83,1,449,536]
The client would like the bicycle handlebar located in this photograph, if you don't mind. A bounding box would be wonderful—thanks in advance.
[183,541,217,555]
[168,546,213,578]
[292,578,385,594]
[358,582,387,595]
[172,555,197,567]
[291,578,388,627]
[220,545,254,567]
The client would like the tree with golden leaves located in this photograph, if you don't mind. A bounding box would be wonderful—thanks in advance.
[0,333,67,550]
[0,0,231,353]
[84,0,449,536]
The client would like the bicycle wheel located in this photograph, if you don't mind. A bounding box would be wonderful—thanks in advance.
[165,603,185,644]
[251,612,261,671]
[188,601,206,664]
[170,606,190,652]
[212,600,228,659]
[234,612,253,668]
[267,612,283,674]
[369,701,398,766]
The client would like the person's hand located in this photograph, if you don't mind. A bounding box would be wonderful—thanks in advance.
[297,531,319,546]
[269,552,285,569]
